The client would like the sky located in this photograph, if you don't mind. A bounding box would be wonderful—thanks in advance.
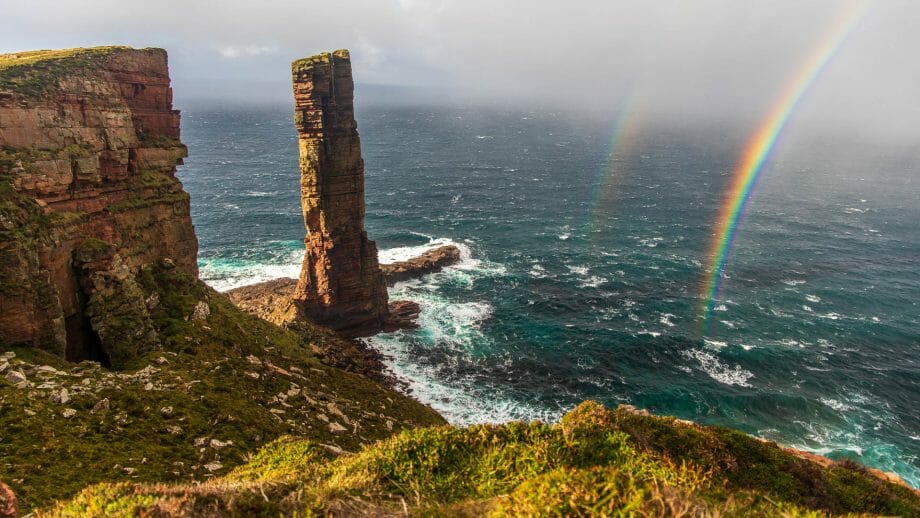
[2,0,919,143]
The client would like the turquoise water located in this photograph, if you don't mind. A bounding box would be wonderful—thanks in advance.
[177,103,919,486]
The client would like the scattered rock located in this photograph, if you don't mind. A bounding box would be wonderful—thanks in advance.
[92,398,110,413]
[166,425,183,435]
[193,437,209,447]
[245,371,260,380]
[0,352,14,361]
[190,301,210,321]
[383,300,421,331]
[36,365,64,377]
[328,422,348,434]
[246,355,261,365]
[62,408,77,418]
[266,362,291,377]
[160,406,173,416]
[50,388,70,405]
[209,439,232,449]
[0,480,18,518]
[203,461,222,472]
[4,370,29,389]
[320,443,345,455]
[327,402,351,425]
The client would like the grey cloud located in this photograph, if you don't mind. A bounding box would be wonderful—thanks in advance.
[2,0,918,142]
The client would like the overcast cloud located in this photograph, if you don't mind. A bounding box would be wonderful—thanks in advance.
[2,0,919,142]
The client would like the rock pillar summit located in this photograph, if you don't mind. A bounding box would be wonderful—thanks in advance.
[289,50,389,335]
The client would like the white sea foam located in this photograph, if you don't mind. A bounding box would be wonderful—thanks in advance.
[567,265,589,276]
[200,247,304,292]
[366,238,545,425]
[703,339,728,350]
[714,304,728,312]
[682,349,753,387]
[367,333,553,425]
[659,313,676,327]
[822,398,855,412]
[579,275,607,288]
[378,237,463,264]
[805,294,822,303]
[782,279,806,286]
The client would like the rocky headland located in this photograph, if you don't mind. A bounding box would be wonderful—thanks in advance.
[0,47,918,517]
[380,244,462,286]
[0,47,444,513]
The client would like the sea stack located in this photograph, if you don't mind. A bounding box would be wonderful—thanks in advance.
[289,49,389,335]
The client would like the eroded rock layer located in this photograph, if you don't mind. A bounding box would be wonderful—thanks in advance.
[289,50,388,336]
[0,47,197,366]
[380,244,461,286]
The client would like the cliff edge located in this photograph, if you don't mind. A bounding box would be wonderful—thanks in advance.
[0,47,196,368]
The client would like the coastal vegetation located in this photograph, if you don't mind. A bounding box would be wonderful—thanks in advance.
[39,401,920,516]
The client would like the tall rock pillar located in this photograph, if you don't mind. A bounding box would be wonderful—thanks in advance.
[290,49,389,335]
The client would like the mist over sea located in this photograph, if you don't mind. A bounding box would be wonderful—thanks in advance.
[177,102,920,486]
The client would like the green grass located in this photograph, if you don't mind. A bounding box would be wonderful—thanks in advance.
[0,262,444,513]
[34,401,920,516]
[0,46,162,99]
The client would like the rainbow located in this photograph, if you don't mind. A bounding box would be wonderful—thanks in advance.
[700,0,871,331]
[584,94,642,239]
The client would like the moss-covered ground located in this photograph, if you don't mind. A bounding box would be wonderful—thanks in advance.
[0,46,159,99]
[0,263,444,513]
[35,401,919,517]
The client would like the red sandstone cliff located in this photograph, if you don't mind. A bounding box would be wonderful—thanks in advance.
[288,50,389,336]
[0,47,197,367]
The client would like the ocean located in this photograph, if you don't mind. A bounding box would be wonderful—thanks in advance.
[177,102,919,486]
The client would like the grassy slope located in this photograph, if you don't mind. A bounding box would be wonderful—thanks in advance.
[0,263,444,512]
[40,401,920,517]
[0,46,148,99]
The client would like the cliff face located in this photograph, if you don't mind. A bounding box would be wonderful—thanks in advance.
[289,50,389,336]
[0,47,197,367]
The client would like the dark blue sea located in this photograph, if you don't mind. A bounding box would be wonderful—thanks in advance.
[176,101,920,486]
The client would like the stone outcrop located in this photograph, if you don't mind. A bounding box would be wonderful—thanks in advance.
[227,243,459,331]
[380,244,461,285]
[288,50,389,336]
[0,47,197,366]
